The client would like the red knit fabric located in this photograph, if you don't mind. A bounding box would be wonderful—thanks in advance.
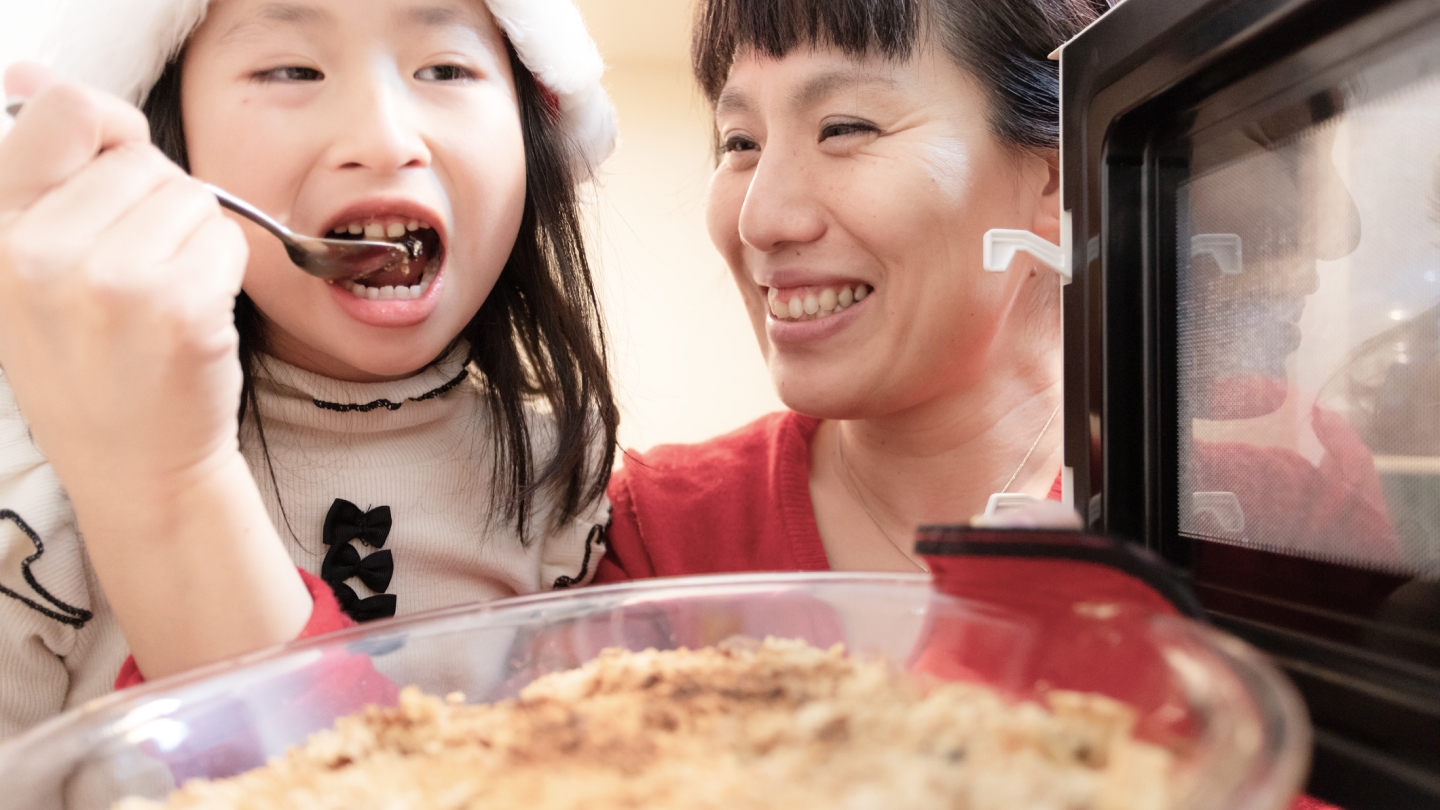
[598,411,1061,582]
[114,568,356,689]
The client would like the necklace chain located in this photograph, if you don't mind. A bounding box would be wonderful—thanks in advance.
[834,403,1062,573]
[835,429,928,573]
[998,404,1062,495]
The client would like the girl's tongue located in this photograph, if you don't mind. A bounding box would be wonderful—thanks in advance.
[356,250,428,289]
[325,221,444,293]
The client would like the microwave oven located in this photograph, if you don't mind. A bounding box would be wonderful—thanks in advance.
[1057,0,1440,806]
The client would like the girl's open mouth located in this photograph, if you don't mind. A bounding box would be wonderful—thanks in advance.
[325,218,445,300]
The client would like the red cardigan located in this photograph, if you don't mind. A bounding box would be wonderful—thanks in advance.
[597,411,1062,581]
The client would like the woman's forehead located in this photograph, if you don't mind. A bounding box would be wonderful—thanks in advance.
[716,47,953,115]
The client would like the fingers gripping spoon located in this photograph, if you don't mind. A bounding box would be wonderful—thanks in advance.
[5,97,412,282]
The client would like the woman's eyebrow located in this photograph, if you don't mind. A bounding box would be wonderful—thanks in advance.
[791,70,899,110]
[716,88,755,117]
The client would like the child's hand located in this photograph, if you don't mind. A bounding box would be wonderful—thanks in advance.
[0,64,250,506]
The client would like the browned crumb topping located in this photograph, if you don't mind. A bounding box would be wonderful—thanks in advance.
[117,638,1171,810]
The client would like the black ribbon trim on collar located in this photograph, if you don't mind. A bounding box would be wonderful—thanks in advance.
[0,510,94,628]
[321,499,397,623]
[311,369,468,413]
[552,523,606,590]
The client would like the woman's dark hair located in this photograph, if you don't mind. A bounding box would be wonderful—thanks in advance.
[141,45,618,540]
[693,0,1110,151]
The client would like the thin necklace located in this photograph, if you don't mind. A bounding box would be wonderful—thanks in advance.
[998,404,1062,494]
[835,428,929,573]
[834,402,1062,572]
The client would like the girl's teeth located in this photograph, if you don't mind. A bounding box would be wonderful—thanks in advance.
[345,266,439,302]
[768,284,872,322]
[330,219,436,239]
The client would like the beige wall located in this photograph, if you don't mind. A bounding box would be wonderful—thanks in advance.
[578,0,785,453]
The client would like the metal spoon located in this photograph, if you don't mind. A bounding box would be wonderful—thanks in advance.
[6,97,411,282]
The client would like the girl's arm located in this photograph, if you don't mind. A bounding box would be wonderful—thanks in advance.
[0,67,311,681]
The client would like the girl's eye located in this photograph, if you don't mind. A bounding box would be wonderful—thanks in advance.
[254,66,323,83]
[416,65,476,82]
[820,121,879,141]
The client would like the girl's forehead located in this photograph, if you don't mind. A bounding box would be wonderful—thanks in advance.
[199,0,503,47]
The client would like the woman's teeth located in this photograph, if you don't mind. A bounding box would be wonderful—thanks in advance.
[768,284,871,321]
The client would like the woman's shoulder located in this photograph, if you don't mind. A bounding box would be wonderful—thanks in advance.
[597,411,827,582]
[615,411,818,484]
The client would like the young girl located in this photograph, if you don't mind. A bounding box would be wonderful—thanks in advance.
[0,0,618,738]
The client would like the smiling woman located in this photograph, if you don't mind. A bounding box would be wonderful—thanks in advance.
[596,0,1103,581]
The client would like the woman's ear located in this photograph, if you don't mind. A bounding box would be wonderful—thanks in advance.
[1028,149,1062,244]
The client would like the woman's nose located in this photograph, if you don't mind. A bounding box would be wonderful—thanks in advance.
[325,74,431,174]
[736,151,827,253]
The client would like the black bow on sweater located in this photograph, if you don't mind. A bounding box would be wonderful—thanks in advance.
[322,544,394,593]
[321,499,397,622]
[329,583,397,623]
[323,500,392,548]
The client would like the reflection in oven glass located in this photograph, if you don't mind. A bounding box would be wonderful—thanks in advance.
[1177,58,1440,580]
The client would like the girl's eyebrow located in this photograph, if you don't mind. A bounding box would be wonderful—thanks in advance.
[220,2,331,42]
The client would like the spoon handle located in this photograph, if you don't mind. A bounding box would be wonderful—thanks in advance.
[204,183,295,243]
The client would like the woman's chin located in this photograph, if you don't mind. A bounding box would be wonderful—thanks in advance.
[770,367,888,421]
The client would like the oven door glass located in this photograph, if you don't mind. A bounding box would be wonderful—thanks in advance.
[1175,33,1440,583]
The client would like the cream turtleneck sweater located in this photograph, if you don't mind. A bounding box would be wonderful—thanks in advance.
[0,346,608,740]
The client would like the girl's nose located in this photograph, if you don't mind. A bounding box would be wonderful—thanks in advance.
[737,151,827,253]
[326,74,431,174]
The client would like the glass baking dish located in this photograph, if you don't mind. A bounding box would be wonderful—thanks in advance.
[0,572,1310,809]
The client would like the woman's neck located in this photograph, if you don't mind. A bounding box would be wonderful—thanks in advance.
[809,364,1064,572]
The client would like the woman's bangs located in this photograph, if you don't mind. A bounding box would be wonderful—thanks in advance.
[693,0,925,102]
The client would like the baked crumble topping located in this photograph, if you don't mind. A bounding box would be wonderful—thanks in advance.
[118,638,1171,810]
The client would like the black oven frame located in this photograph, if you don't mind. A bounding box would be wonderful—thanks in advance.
[1059,0,1440,806]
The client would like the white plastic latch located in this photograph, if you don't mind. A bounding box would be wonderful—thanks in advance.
[983,229,1071,281]
[1191,233,1243,276]
[983,492,1043,518]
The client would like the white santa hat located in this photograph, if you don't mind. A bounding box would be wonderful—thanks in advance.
[36,0,617,176]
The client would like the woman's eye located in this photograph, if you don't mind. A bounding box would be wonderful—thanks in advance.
[254,66,323,83]
[820,121,879,141]
[416,65,475,82]
[722,135,759,154]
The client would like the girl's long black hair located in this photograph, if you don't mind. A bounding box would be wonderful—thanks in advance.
[142,45,619,541]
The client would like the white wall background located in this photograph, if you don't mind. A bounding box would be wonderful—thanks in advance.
[0,0,783,454]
